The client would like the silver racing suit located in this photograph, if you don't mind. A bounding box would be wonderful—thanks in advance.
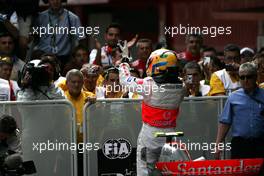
[119,63,184,175]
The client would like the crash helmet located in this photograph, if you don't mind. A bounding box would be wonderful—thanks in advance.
[146,49,180,83]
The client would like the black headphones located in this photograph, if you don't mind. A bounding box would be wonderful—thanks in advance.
[103,66,119,80]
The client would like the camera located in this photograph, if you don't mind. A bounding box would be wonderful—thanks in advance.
[225,64,238,71]
[203,57,210,66]
[18,61,50,90]
[0,153,36,176]
[27,64,49,87]
[186,75,193,84]
[0,115,36,175]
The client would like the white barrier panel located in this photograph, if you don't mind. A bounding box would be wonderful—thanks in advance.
[0,101,77,176]
[83,97,228,175]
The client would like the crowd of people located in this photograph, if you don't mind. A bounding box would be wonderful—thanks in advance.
[1,0,264,101]
[0,0,264,175]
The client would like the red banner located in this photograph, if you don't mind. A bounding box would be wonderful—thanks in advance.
[156,158,264,175]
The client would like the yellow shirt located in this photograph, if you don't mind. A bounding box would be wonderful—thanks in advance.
[96,75,104,87]
[132,93,141,99]
[57,79,67,91]
[57,74,104,92]
[65,90,95,142]
[208,71,239,96]
[208,73,225,96]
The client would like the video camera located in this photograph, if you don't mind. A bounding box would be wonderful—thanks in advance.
[18,60,50,90]
[0,152,36,176]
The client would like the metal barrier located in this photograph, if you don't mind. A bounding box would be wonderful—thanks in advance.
[0,97,227,175]
[0,100,77,176]
[177,96,227,160]
[83,99,142,176]
[83,97,228,176]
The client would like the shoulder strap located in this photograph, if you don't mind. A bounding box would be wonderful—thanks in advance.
[36,87,52,100]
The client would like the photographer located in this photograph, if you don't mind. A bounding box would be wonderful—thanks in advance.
[183,61,210,97]
[209,44,241,96]
[0,115,36,176]
[0,114,21,157]
[17,55,65,101]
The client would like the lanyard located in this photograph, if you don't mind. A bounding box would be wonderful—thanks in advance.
[48,13,58,53]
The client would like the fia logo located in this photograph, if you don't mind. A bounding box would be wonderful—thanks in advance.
[103,138,132,159]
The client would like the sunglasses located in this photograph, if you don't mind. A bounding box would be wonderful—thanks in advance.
[239,75,256,80]
[225,56,240,61]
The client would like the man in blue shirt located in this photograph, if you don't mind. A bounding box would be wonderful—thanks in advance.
[215,62,264,159]
[33,0,85,70]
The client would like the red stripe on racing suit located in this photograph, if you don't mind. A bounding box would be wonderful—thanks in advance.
[142,102,179,128]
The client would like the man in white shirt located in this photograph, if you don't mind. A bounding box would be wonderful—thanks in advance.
[183,61,210,97]
[0,56,19,101]
[0,32,25,81]
[89,23,138,68]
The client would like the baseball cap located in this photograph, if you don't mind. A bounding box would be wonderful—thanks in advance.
[240,47,254,56]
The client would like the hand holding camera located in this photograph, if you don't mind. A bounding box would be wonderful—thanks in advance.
[20,71,32,88]
[184,75,201,96]
[185,75,193,84]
